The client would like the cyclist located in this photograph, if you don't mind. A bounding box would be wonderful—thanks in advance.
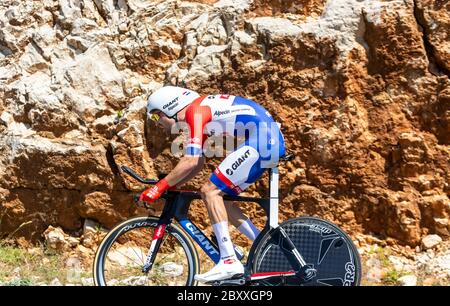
[140,86,285,283]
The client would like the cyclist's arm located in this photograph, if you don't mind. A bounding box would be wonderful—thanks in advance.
[166,156,205,187]
[164,102,211,187]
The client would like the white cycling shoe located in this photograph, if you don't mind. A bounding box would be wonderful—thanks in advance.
[195,258,244,283]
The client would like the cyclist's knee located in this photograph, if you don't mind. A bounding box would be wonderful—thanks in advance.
[200,181,221,199]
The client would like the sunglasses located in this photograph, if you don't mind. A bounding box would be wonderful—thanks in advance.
[149,112,161,122]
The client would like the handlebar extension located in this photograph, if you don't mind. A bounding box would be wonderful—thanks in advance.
[120,165,158,185]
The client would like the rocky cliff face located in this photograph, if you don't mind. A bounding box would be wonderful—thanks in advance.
[0,0,448,246]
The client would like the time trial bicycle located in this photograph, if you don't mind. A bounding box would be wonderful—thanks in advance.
[93,153,361,286]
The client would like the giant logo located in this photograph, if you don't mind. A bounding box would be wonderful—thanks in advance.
[185,222,219,256]
[163,97,179,110]
[225,149,251,175]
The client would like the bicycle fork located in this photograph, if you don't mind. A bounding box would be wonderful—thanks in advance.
[141,223,167,273]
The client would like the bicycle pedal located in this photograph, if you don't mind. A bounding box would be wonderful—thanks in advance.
[208,275,245,286]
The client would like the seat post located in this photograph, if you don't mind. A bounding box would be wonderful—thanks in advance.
[268,166,279,229]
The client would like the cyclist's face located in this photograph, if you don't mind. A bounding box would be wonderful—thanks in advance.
[149,111,175,132]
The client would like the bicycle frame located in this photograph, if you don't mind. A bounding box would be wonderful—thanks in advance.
[139,167,311,283]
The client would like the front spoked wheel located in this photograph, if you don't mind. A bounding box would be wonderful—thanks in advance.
[93,216,199,286]
[252,217,361,286]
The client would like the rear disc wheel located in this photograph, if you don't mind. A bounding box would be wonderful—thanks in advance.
[252,216,361,286]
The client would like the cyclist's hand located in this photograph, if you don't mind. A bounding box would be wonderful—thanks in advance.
[139,179,170,204]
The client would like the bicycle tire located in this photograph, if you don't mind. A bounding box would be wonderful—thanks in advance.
[93,216,200,286]
[251,216,362,286]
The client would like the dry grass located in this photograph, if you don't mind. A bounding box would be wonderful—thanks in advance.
[0,239,93,286]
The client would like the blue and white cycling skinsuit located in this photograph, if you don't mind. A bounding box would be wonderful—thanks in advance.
[184,94,286,196]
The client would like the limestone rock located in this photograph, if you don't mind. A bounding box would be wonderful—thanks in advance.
[62,44,125,109]
[398,275,417,286]
[414,0,450,74]
[421,234,443,250]
[247,17,302,41]
[81,277,94,286]
[49,278,63,286]
[214,0,253,13]
[43,226,69,251]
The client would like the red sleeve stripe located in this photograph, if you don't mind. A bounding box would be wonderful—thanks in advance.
[214,168,234,188]
[214,168,242,194]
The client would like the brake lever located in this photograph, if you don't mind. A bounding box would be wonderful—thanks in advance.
[133,193,150,209]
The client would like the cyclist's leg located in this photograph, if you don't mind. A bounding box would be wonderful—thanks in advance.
[195,181,245,283]
[224,201,247,227]
[224,201,260,241]
[210,125,284,242]
[200,181,228,226]
[200,182,239,262]
[208,144,264,246]
[196,124,284,282]
[196,144,262,283]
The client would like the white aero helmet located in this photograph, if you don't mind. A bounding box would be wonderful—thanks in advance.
[147,86,200,119]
